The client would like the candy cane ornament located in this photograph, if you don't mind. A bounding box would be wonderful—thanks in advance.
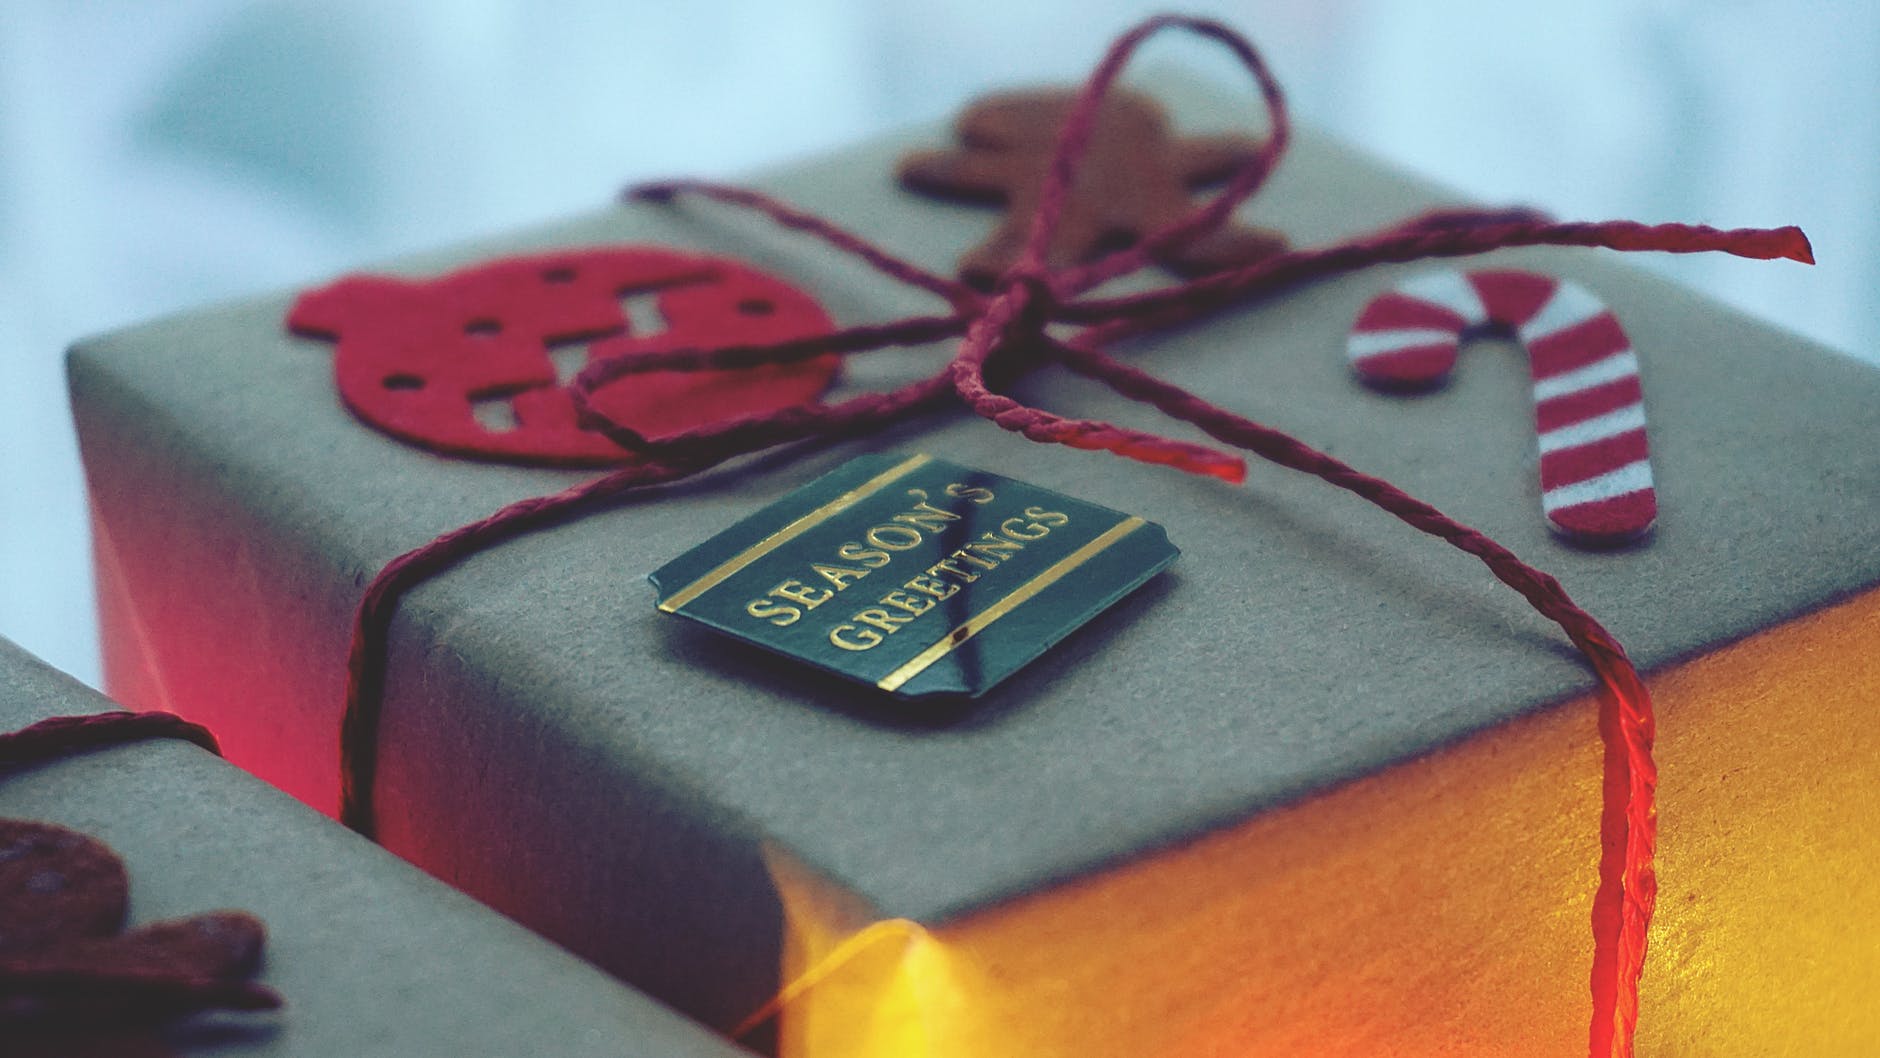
[1348,269,1657,544]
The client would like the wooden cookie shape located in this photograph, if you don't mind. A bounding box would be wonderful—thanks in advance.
[289,247,839,466]
[1348,269,1657,544]
[899,88,1287,288]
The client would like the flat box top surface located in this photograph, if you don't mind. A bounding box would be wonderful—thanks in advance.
[70,76,1880,923]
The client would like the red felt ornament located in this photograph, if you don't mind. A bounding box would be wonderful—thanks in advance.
[288,248,839,465]
[1348,269,1658,544]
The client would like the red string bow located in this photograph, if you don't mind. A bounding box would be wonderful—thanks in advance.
[341,15,1813,1058]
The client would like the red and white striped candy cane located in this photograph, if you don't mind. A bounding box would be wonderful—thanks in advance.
[1347,269,1656,544]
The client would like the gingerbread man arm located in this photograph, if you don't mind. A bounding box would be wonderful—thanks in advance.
[1175,133,1267,184]
[56,912,268,981]
[1159,222,1291,277]
[897,149,1016,204]
[899,143,1047,285]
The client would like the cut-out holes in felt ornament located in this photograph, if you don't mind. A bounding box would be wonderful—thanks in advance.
[287,247,839,466]
[1347,269,1657,545]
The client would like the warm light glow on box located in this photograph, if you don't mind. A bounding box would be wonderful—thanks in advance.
[763,588,1880,1058]
[764,855,971,1058]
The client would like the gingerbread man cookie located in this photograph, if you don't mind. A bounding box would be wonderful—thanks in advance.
[899,88,1287,287]
[0,819,274,1056]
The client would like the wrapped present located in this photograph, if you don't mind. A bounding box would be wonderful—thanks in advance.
[0,636,753,1057]
[68,20,1879,1058]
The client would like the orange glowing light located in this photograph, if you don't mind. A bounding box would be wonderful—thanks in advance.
[758,588,1880,1058]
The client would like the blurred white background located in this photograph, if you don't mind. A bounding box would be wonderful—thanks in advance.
[3,0,1875,684]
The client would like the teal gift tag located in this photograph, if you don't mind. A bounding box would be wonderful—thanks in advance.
[649,452,1179,698]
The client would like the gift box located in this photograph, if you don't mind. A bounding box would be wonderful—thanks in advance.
[0,636,751,1057]
[68,63,1880,1058]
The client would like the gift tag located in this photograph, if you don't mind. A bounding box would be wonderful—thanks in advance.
[650,453,1178,698]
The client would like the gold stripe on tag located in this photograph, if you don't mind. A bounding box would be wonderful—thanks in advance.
[876,516,1146,692]
[659,453,933,613]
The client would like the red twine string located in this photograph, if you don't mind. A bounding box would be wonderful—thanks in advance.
[335,15,1812,1058]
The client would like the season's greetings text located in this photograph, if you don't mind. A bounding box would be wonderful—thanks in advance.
[741,482,1071,651]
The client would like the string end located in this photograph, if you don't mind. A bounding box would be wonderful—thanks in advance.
[1780,226,1816,265]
